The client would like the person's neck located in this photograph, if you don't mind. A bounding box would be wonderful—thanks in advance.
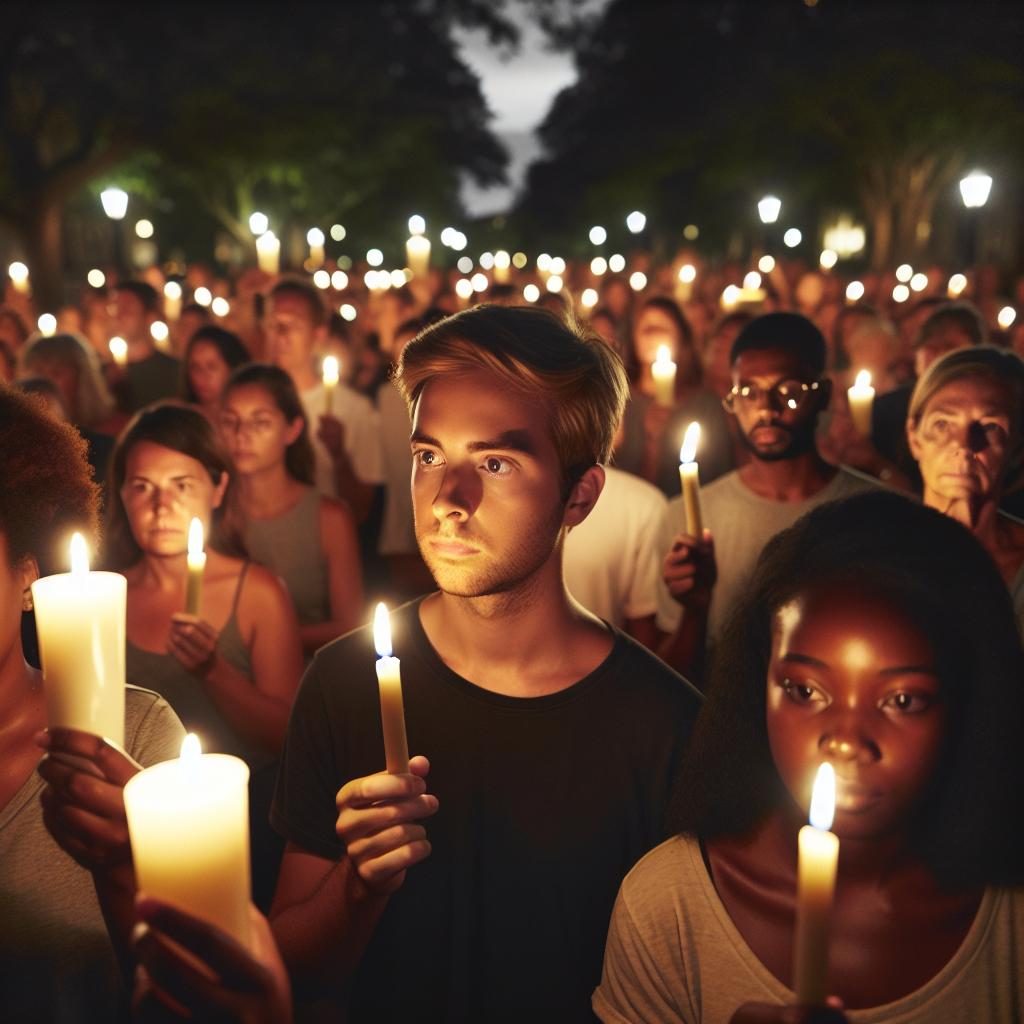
[419,556,607,698]
[738,449,835,502]
[125,336,155,363]
[0,637,42,749]
[239,464,303,519]
[290,365,318,393]
[923,487,998,536]
[134,551,192,591]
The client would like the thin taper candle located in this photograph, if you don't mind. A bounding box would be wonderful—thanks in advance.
[185,517,206,615]
[373,603,410,774]
[678,421,704,537]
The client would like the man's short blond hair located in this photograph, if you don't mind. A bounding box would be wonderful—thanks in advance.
[395,305,628,491]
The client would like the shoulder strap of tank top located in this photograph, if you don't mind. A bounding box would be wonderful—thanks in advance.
[230,560,251,620]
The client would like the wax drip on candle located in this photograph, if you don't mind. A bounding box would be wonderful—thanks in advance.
[680,421,701,464]
[809,762,836,830]
[373,601,393,657]
[70,532,89,575]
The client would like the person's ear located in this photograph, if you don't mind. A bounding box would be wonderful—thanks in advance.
[211,471,230,511]
[563,465,605,530]
[906,417,923,461]
[18,556,39,612]
[284,417,305,447]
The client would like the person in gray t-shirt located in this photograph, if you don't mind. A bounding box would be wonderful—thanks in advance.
[659,313,874,681]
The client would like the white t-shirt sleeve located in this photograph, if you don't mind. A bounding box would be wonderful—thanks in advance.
[622,490,670,621]
[655,496,684,634]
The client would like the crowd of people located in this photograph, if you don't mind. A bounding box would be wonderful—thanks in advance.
[2,246,1024,1023]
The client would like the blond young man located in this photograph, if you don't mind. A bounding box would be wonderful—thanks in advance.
[269,305,701,1022]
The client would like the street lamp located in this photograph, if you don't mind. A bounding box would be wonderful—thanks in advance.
[100,188,128,273]
[758,195,781,224]
[959,170,992,266]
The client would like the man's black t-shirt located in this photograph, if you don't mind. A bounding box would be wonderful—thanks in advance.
[271,596,701,1023]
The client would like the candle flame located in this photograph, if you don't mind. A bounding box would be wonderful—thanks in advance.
[322,355,340,387]
[70,532,89,575]
[108,336,127,361]
[809,762,836,831]
[854,369,872,389]
[180,732,202,761]
[187,517,205,558]
[653,343,674,367]
[373,602,393,658]
[679,421,701,464]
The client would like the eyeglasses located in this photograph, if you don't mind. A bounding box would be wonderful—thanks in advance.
[723,379,822,413]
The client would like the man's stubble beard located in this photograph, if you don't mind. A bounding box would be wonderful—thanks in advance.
[737,420,818,463]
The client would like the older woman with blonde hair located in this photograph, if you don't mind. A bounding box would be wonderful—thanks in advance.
[906,345,1024,630]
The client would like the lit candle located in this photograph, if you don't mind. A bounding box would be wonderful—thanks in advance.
[322,355,340,415]
[307,227,326,269]
[405,235,431,278]
[30,533,126,745]
[373,603,409,774]
[678,422,703,538]
[108,336,128,367]
[651,344,677,407]
[8,261,30,295]
[793,762,839,1006]
[255,231,280,275]
[163,281,182,322]
[847,370,875,437]
[123,733,251,949]
[185,517,206,615]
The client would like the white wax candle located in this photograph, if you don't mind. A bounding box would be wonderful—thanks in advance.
[163,281,182,322]
[793,763,839,1005]
[847,370,875,437]
[373,603,409,774]
[322,355,340,415]
[678,421,703,537]
[31,533,126,745]
[109,336,128,367]
[124,734,251,949]
[651,344,677,407]
[185,517,206,616]
[405,235,431,278]
[255,232,280,275]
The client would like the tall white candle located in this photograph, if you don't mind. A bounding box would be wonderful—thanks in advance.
[255,232,280,275]
[108,336,128,367]
[124,734,251,949]
[163,281,182,322]
[847,370,875,438]
[793,763,839,1005]
[185,517,206,616]
[678,421,703,538]
[373,603,409,774]
[652,344,677,407]
[322,355,340,415]
[31,533,126,745]
[405,235,431,279]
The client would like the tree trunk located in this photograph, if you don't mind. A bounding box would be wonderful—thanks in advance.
[22,198,65,312]
[865,200,894,272]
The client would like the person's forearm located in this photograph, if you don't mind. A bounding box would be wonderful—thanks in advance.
[658,604,709,686]
[202,656,291,753]
[331,452,374,523]
[271,856,389,997]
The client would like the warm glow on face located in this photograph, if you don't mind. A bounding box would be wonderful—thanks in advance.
[373,602,393,657]
[809,762,836,830]
[70,533,89,575]
[322,355,340,387]
[679,421,701,464]
[188,518,205,559]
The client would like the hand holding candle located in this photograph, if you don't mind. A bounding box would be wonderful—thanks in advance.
[651,344,677,408]
[322,355,340,415]
[678,421,704,538]
[124,733,252,949]
[374,603,409,774]
[185,517,206,615]
[31,533,127,745]
[793,762,839,1006]
[847,370,875,438]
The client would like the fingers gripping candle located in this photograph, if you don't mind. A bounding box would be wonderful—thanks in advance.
[678,421,704,538]
[30,533,127,744]
[185,518,206,616]
[374,603,410,774]
[793,763,840,1005]
[322,355,340,415]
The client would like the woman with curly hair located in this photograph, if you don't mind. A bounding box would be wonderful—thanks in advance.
[0,386,185,1021]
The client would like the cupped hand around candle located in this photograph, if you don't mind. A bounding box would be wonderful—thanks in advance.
[316,413,346,461]
[729,999,847,1024]
[335,755,438,895]
[167,613,219,673]
[132,896,292,1024]
[36,727,142,872]
[663,529,717,610]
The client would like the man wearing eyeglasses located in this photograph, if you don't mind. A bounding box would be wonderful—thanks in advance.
[657,312,874,680]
